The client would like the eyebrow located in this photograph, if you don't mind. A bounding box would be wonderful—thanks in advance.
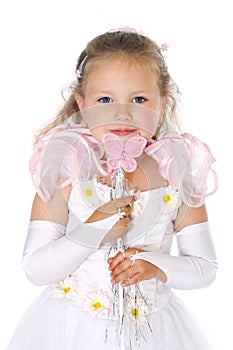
[90,89,151,95]
[130,90,150,95]
[91,90,114,95]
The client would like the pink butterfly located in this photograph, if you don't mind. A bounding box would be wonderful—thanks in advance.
[102,133,147,173]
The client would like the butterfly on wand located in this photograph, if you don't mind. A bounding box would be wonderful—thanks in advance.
[102,133,147,173]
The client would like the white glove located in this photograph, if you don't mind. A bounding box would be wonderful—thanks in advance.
[65,209,125,248]
[22,212,123,286]
[134,221,217,290]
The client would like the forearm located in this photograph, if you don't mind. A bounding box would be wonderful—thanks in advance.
[22,221,96,286]
[23,211,125,286]
[136,221,217,290]
[138,252,217,289]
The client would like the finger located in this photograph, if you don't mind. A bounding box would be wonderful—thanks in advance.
[108,251,125,271]
[108,247,136,270]
[110,258,132,277]
[114,195,135,209]
[121,272,142,287]
[121,205,132,217]
[113,215,130,228]
[111,264,136,284]
[96,197,131,216]
[107,257,113,264]
[97,195,135,216]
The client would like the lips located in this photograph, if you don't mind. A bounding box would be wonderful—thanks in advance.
[109,129,137,136]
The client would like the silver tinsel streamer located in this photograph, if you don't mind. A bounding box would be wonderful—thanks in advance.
[110,166,128,350]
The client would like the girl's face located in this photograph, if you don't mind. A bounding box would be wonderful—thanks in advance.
[76,55,165,142]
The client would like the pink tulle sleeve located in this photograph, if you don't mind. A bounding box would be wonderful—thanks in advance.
[145,131,218,207]
[29,119,104,202]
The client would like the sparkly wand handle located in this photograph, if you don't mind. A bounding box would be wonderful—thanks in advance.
[110,166,128,252]
[110,166,128,350]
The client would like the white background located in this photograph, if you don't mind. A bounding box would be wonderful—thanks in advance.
[0,0,231,349]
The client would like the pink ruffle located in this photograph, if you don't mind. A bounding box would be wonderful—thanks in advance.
[29,119,105,202]
[145,131,218,207]
[29,121,217,206]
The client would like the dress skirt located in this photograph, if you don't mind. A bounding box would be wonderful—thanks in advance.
[6,288,214,350]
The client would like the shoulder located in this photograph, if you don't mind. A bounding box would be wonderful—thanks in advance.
[145,130,218,208]
[29,120,103,203]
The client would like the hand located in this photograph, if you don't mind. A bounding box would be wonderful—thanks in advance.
[107,248,167,286]
[86,195,134,222]
[101,207,131,243]
[86,196,134,244]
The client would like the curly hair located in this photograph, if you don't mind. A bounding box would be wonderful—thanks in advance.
[34,30,181,143]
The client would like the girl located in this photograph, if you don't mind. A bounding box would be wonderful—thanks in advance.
[7,29,218,349]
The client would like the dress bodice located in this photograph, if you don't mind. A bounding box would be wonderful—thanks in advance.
[52,177,181,319]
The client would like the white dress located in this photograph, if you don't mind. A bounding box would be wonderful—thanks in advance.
[7,120,217,349]
[7,178,214,350]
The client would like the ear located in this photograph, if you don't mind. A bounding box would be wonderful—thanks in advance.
[74,93,84,111]
[74,93,86,123]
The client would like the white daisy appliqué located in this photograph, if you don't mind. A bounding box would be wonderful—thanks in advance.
[79,180,104,211]
[162,186,179,214]
[52,274,79,302]
[82,289,113,318]
[126,295,151,327]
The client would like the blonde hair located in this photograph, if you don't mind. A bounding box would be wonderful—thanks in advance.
[34,30,181,144]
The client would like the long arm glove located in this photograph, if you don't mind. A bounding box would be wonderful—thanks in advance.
[134,221,217,290]
[22,212,123,286]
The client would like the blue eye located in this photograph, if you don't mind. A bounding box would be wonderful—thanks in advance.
[132,96,146,103]
[98,97,112,103]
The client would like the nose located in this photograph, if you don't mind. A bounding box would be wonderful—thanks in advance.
[114,104,133,121]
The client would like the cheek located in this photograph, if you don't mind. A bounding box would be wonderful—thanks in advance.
[88,126,106,142]
[82,105,110,129]
[139,129,153,141]
[136,113,160,137]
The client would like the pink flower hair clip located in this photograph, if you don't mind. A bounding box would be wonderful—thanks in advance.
[157,42,169,70]
[160,43,169,52]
